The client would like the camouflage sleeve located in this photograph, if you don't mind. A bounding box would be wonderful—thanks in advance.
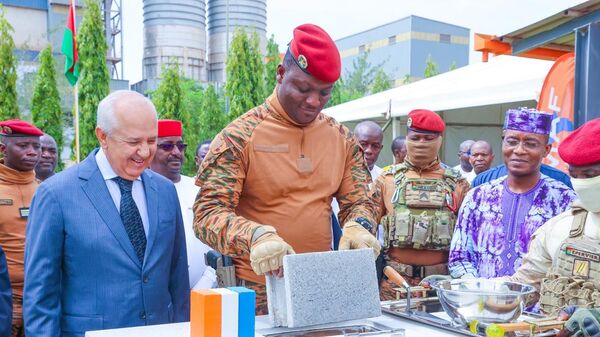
[193,132,261,258]
[335,135,377,227]
[452,178,470,214]
[370,174,388,224]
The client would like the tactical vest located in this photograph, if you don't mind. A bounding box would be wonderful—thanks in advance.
[539,208,600,315]
[381,163,460,250]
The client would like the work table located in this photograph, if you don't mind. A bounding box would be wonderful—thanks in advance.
[85,312,466,337]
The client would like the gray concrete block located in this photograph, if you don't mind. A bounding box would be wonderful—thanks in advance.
[267,249,381,328]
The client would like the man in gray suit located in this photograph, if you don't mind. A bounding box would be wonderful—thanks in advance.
[23,91,190,337]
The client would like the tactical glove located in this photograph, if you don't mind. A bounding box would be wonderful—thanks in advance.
[338,221,380,258]
[562,307,600,337]
[249,225,295,276]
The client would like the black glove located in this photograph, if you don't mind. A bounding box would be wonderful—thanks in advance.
[561,306,600,337]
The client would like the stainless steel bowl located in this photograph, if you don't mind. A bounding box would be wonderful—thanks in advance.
[432,278,535,326]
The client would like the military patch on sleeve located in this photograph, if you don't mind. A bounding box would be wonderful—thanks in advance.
[573,259,590,277]
[565,246,600,262]
[0,199,13,206]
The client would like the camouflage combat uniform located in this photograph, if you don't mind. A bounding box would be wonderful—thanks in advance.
[508,203,600,315]
[194,92,376,314]
[372,159,469,300]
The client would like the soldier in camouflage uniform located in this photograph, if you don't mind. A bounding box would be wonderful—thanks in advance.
[506,119,600,337]
[371,109,470,301]
[193,24,379,314]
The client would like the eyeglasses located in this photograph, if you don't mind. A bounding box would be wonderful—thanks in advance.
[157,143,187,152]
[502,138,543,150]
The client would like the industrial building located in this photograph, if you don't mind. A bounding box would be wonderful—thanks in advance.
[133,0,267,93]
[1,0,268,94]
[335,15,470,85]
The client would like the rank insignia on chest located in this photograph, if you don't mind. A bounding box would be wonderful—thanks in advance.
[19,207,29,219]
[573,259,590,277]
[565,246,600,262]
[419,191,429,202]
[0,199,13,206]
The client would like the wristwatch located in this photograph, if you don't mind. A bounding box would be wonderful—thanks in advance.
[355,217,374,233]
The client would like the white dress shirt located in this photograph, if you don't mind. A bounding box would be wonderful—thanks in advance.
[453,164,476,184]
[95,148,149,237]
[174,175,216,289]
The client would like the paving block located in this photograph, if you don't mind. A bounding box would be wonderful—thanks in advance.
[190,289,221,337]
[267,248,381,328]
[211,288,238,337]
[228,287,256,337]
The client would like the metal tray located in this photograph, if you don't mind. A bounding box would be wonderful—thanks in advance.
[381,297,555,337]
[260,320,404,337]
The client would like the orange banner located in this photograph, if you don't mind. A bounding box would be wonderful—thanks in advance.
[537,53,575,173]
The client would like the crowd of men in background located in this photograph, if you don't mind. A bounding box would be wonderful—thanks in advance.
[0,22,598,337]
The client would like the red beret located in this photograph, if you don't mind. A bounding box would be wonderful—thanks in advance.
[407,109,445,133]
[289,23,341,83]
[0,119,43,137]
[558,118,600,166]
[157,119,182,137]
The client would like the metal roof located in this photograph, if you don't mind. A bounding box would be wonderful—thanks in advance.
[504,0,600,53]
[475,0,600,60]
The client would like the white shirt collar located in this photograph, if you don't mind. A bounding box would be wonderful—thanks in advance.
[95,148,142,181]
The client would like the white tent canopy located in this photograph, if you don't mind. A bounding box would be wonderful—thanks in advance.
[323,55,554,122]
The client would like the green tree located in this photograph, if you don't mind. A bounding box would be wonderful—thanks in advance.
[344,50,380,99]
[198,84,226,142]
[225,28,265,120]
[424,54,439,78]
[179,82,227,176]
[371,68,392,94]
[263,35,280,97]
[326,50,389,107]
[77,0,110,158]
[449,61,457,71]
[31,46,64,170]
[152,62,184,120]
[0,5,19,120]
[402,74,411,85]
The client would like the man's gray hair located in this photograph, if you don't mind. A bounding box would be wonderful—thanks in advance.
[96,90,155,135]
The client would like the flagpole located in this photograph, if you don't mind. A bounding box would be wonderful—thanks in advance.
[74,83,80,163]
[72,0,80,163]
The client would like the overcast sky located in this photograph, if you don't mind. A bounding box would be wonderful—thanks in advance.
[121,0,586,83]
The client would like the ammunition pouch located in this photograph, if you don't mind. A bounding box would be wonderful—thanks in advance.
[382,176,456,250]
[382,211,455,250]
[540,208,600,315]
[540,274,600,316]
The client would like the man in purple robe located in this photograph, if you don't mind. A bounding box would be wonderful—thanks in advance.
[449,107,576,278]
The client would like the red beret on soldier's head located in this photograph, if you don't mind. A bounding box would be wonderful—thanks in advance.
[407,109,445,133]
[157,119,182,137]
[558,118,600,166]
[289,23,341,83]
[0,119,43,137]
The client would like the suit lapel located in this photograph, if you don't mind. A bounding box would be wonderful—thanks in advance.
[142,170,158,265]
[79,152,142,269]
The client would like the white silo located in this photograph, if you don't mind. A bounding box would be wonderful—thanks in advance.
[143,0,208,82]
[206,0,267,83]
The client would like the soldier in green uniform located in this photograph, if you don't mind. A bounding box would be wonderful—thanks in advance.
[371,109,469,300]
